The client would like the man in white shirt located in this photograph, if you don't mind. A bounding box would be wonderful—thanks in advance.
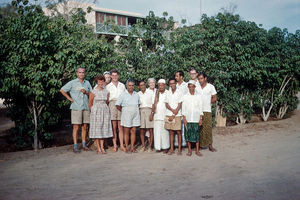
[189,68,200,86]
[106,69,126,152]
[182,80,204,156]
[165,78,183,155]
[174,70,188,148]
[196,72,217,152]
[149,79,170,153]
[175,70,188,95]
[138,80,154,152]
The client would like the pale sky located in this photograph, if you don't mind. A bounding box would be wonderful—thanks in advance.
[94,0,300,33]
[1,0,299,33]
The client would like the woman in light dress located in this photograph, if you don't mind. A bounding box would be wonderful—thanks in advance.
[89,74,113,154]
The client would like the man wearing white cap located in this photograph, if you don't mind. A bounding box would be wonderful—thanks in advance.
[182,80,204,156]
[150,79,170,153]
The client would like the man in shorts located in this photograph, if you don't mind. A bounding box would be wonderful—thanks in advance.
[60,67,92,153]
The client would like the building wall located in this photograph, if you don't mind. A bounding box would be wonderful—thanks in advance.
[43,1,96,31]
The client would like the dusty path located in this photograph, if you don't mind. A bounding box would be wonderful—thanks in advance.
[0,112,300,200]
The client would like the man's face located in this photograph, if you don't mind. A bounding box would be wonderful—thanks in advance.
[111,72,119,82]
[76,68,85,79]
[104,74,111,84]
[148,80,155,89]
[169,80,176,90]
[175,72,182,82]
[189,70,198,80]
[158,83,166,92]
[188,84,195,93]
[127,82,135,93]
[198,75,207,85]
[138,81,146,92]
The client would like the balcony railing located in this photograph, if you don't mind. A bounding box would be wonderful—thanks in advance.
[95,23,145,36]
[95,23,132,36]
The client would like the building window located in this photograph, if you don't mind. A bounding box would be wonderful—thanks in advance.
[96,12,105,23]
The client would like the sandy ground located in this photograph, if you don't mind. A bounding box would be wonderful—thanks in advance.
[0,111,299,200]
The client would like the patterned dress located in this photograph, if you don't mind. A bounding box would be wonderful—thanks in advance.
[89,88,113,139]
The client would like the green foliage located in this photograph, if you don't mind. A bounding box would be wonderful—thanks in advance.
[0,0,116,148]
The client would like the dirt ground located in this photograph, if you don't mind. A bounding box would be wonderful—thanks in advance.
[0,111,299,200]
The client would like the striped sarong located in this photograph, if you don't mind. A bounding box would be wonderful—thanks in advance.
[200,112,213,147]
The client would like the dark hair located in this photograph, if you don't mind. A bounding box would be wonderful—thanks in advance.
[126,79,135,85]
[168,78,176,84]
[94,74,105,83]
[176,70,184,77]
[189,68,197,73]
[138,80,146,85]
[110,69,119,75]
[198,72,207,78]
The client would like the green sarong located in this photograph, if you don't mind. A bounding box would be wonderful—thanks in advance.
[184,123,200,142]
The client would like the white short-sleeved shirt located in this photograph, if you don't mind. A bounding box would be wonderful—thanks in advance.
[106,81,125,101]
[176,81,188,95]
[196,83,217,112]
[138,89,153,108]
[152,90,169,121]
[164,89,183,117]
[182,92,204,123]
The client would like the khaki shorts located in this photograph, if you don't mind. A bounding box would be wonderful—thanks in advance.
[164,116,182,131]
[71,110,90,124]
[109,100,121,121]
[140,107,154,129]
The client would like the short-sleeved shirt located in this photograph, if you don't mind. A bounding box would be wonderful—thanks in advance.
[115,90,140,107]
[138,90,153,108]
[61,78,92,110]
[196,83,217,112]
[106,82,125,101]
[164,89,183,117]
[176,81,188,95]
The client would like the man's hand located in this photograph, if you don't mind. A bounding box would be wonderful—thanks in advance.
[149,113,154,121]
[172,109,178,115]
[80,89,86,94]
[183,117,188,126]
[168,115,175,122]
[199,119,203,126]
[69,98,74,103]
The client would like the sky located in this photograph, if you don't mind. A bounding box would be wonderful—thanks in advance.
[93,0,300,33]
[0,0,299,33]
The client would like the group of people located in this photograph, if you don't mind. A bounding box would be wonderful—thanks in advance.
[60,68,217,157]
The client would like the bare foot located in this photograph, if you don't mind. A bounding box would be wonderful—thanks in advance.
[195,151,203,157]
[131,149,138,153]
[209,147,217,152]
[177,151,182,156]
[186,151,192,156]
[167,150,174,155]
[101,149,107,154]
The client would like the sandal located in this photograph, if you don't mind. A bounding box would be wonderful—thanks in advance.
[101,149,107,154]
[112,147,118,152]
[120,147,127,152]
[186,151,192,156]
[167,150,174,155]
[131,149,138,153]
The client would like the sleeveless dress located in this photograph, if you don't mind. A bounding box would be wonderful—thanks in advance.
[89,88,113,139]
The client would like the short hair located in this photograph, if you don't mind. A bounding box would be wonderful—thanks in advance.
[126,79,135,85]
[198,72,207,78]
[94,74,105,83]
[148,78,156,82]
[189,68,197,73]
[168,78,176,84]
[77,67,85,72]
[138,80,146,85]
[176,70,184,77]
[110,69,119,75]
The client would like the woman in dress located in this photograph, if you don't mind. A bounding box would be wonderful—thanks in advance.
[89,74,113,154]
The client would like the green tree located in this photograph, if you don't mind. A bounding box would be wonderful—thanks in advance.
[0,0,115,150]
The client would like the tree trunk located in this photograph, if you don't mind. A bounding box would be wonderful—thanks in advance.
[276,103,289,119]
[32,101,39,151]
